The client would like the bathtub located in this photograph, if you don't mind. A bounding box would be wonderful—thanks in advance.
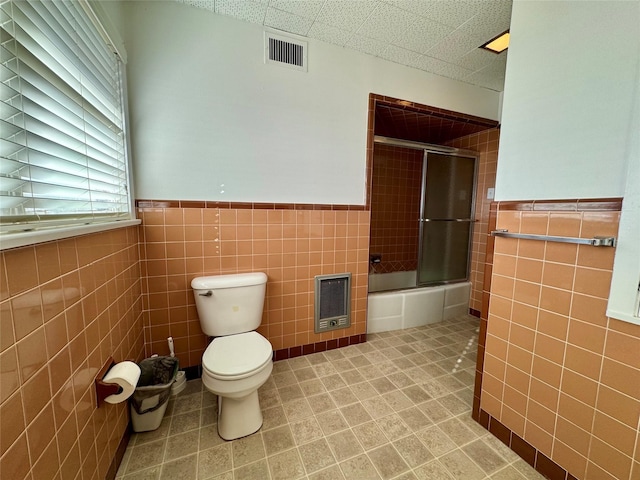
[367,272,471,334]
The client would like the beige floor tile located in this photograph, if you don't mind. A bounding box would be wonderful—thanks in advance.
[298,438,336,473]
[316,409,348,435]
[159,454,197,480]
[413,460,455,480]
[232,458,269,480]
[308,464,346,480]
[231,432,265,467]
[267,448,305,479]
[352,421,388,451]
[339,402,372,427]
[118,316,546,480]
[126,440,166,474]
[462,439,508,474]
[289,416,324,445]
[439,449,486,480]
[393,434,434,468]
[339,453,381,479]
[367,443,411,479]
[262,425,295,456]
[197,444,231,479]
[326,429,364,462]
[165,430,199,462]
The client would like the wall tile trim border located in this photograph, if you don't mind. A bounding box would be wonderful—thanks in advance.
[136,200,368,211]
[472,197,625,480]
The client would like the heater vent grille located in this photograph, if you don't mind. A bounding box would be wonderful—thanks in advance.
[314,273,351,333]
[265,32,307,71]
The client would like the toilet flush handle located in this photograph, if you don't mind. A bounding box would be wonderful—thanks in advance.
[199,290,213,297]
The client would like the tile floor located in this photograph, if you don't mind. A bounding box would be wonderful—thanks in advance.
[116,315,544,480]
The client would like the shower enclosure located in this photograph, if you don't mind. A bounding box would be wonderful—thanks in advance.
[369,136,478,291]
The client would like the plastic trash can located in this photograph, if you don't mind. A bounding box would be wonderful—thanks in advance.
[130,356,179,432]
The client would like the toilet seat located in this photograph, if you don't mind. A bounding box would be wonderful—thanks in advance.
[202,331,273,380]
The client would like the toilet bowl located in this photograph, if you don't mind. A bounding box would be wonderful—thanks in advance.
[201,331,273,440]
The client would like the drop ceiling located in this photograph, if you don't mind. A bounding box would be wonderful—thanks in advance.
[176,0,512,92]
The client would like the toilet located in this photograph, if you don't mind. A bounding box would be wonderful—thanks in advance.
[191,272,273,440]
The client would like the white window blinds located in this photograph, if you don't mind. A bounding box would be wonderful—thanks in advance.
[0,0,130,234]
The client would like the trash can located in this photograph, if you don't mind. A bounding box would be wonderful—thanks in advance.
[130,356,179,432]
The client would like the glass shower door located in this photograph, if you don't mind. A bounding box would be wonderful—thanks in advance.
[417,151,476,286]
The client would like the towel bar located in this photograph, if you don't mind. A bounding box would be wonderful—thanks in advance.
[490,229,616,247]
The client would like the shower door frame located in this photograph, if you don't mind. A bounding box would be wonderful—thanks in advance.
[373,135,479,287]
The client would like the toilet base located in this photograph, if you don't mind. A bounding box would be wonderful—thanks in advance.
[217,390,263,440]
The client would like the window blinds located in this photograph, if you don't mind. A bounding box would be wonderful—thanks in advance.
[0,0,130,234]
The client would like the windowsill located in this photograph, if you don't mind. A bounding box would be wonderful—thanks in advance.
[0,219,142,251]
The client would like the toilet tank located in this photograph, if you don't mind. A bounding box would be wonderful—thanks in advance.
[191,273,267,337]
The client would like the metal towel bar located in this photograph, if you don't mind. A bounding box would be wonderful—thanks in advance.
[490,229,616,247]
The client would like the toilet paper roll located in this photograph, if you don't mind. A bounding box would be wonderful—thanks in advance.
[103,361,141,404]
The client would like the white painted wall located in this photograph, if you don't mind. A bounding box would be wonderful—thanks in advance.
[121,1,501,205]
[495,0,639,201]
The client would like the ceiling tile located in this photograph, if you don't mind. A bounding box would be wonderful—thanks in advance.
[315,0,380,33]
[307,22,354,47]
[379,45,422,66]
[179,0,215,12]
[345,34,388,57]
[269,0,326,20]
[392,15,453,54]
[463,70,505,91]
[424,27,486,62]
[356,3,418,43]
[264,7,314,36]
[215,0,268,24]
[432,62,475,81]
[388,0,479,28]
[453,48,499,71]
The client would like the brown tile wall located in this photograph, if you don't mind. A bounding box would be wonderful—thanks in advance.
[446,128,499,314]
[478,201,640,480]
[369,145,423,273]
[137,205,370,367]
[0,226,144,480]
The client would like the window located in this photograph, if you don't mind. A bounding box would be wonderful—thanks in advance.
[0,0,131,239]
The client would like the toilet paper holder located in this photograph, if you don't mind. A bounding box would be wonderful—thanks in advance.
[96,356,124,407]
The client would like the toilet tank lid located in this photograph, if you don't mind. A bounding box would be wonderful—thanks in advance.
[191,272,267,290]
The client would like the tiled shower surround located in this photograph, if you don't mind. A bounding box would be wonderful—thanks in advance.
[369,145,423,274]
[475,200,640,480]
[0,227,144,480]
[137,203,371,367]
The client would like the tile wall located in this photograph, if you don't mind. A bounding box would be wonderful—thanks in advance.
[477,200,640,479]
[447,127,500,314]
[137,203,370,368]
[369,145,423,274]
[0,226,144,480]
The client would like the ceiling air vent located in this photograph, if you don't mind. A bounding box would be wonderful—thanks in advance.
[265,31,307,72]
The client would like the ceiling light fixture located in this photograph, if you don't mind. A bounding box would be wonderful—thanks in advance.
[480,30,510,53]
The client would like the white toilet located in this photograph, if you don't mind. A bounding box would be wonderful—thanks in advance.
[191,272,273,440]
